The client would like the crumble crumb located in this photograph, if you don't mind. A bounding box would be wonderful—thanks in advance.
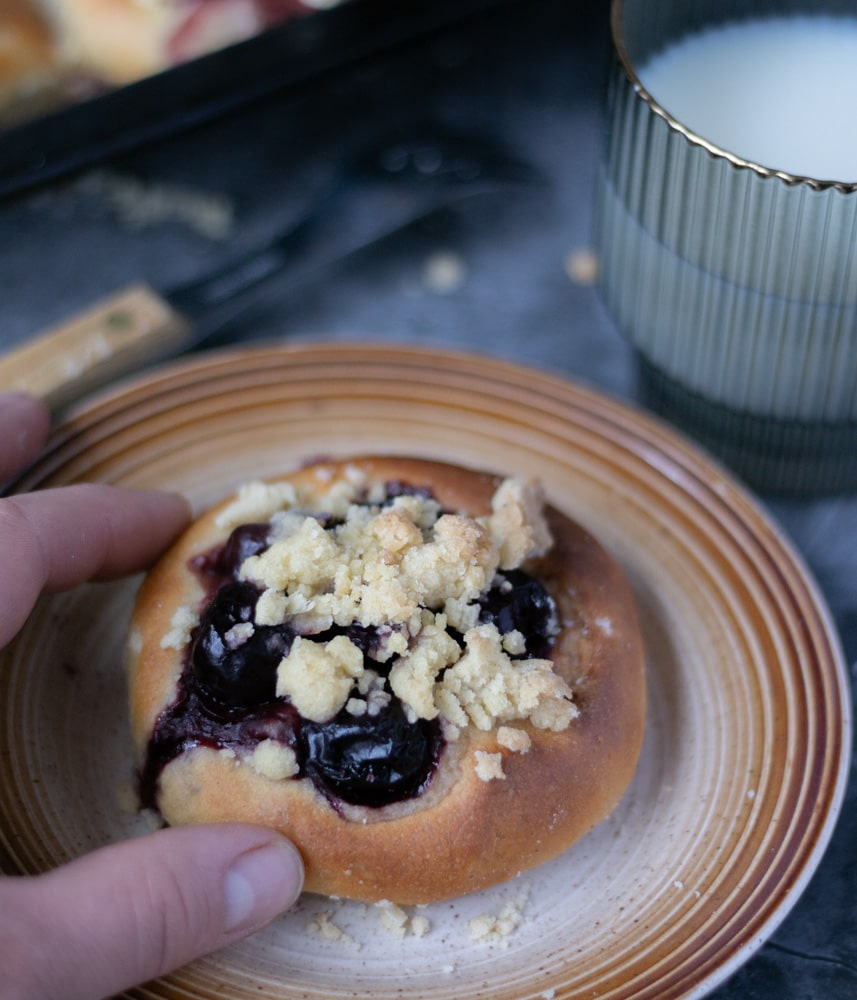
[160,605,199,650]
[306,910,360,950]
[255,588,323,629]
[276,635,364,722]
[496,726,532,754]
[486,477,552,569]
[215,481,297,530]
[312,464,335,483]
[410,915,430,938]
[213,473,577,736]
[474,750,505,782]
[388,612,461,720]
[435,625,577,732]
[344,463,367,487]
[238,478,549,633]
[423,250,468,294]
[469,884,531,943]
[375,900,431,939]
[251,739,299,780]
[501,629,527,656]
[127,628,143,657]
[563,246,599,286]
[224,621,255,649]
[357,669,386,695]
[365,687,391,716]
[254,588,287,627]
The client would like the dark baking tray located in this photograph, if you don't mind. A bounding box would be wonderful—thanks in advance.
[0,0,516,200]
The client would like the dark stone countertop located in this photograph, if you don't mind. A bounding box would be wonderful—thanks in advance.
[1,0,855,995]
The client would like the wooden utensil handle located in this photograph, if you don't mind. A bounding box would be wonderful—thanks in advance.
[0,284,192,412]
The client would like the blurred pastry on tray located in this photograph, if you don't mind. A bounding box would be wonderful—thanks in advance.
[0,0,66,122]
[0,0,345,122]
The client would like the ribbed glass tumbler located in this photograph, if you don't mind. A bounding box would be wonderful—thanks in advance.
[595,0,857,495]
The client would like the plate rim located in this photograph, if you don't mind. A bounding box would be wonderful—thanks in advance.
[3,340,851,1000]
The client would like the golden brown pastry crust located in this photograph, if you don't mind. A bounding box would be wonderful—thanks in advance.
[0,0,64,120]
[127,457,646,905]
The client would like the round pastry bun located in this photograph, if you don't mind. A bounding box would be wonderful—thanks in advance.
[128,456,646,905]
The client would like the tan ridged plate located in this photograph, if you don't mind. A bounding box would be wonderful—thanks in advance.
[0,343,849,999]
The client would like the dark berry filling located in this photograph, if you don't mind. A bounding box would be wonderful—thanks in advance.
[139,685,300,812]
[300,700,438,808]
[477,569,557,659]
[190,580,292,708]
[142,483,557,813]
[193,522,271,583]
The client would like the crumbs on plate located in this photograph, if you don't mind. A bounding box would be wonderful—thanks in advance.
[303,880,533,949]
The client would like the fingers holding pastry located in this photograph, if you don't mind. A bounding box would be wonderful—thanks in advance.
[0,483,190,647]
[0,393,51,483]
[0,824,303,1000]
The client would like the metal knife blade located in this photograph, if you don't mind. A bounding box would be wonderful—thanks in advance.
[0,130,536,412]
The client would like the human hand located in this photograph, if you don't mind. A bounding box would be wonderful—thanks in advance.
[0,394,304,1000]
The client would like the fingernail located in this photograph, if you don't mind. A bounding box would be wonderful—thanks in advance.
[224,838,304,933]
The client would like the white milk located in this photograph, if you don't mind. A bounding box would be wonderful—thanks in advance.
[638,15,857,182]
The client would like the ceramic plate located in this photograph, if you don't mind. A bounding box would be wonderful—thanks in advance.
[0,343,849,999]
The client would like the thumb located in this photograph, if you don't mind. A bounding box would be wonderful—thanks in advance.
[3,824,304,1000]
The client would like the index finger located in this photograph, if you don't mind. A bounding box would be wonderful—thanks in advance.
[0,483,191,648]
[0,394,51,483]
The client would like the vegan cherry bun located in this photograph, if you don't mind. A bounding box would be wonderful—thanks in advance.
[127,456,646,905]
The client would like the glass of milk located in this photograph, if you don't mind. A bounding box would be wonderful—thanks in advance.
[595,0,857,495]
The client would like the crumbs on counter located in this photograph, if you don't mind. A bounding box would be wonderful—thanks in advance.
[422,250,468,294]
[73,169,235,240]
[563,247,599,286]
